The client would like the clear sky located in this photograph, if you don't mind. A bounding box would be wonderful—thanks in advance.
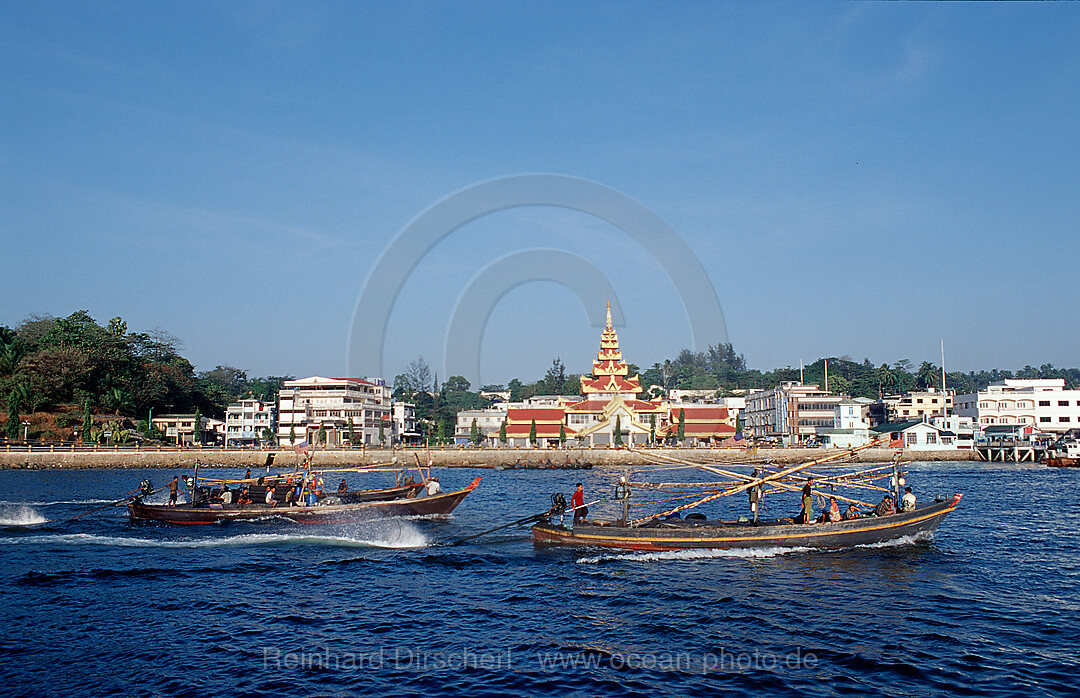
[2,1,1078,386]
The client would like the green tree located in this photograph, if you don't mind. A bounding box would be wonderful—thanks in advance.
[317,424,327,445]
[106,317,127,337]
[192,408,203,445]
[6,391,20,440]
[499,418,507,445]
[677,409,686,441]
[470,418,481,446]
[559,424,566,447]
[81,399,92,441]
[378,419,386,446]
[508,378,524,402]
[528,418,537,447]
[347,416,356,445]
[444,375,471,392]
[614,415,623,446]
[649,413,656,443]
[289,425,296,445]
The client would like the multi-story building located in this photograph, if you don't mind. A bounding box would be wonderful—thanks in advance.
[276,376,392,447]
[224,398,277,447]
[151,414,217,446]
[820,397,874,448]
[745,383,842,445]
[870,389,953,426]
[954,379,1080,434]
[392,401,422,446]
[455,406,508,445]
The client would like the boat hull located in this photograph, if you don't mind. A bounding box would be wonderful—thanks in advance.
[532,494,963,551]
[129,477,482,525]
[1045,457,1080,468]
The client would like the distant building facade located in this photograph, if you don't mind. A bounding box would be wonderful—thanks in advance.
[455,406,508,446]
[745,383,842,445]
[954,379,1080,434]
[224,398,277,447]
[871,389,953,426]
[392,401,422,446]
[276,376,391,446]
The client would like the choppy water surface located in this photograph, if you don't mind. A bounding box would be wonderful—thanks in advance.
[1,463,1077,696]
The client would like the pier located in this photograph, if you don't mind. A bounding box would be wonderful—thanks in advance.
[975,442,1047,463]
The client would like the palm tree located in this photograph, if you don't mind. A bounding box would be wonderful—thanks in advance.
[916,362,939,390]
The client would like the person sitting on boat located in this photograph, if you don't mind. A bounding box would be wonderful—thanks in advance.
[220,484,232,505]
[826,497,842,523]
[900,487,916,512]
[236,486,252,508]
[874,495,896,517]
[264,486,277,507]
[338,479,348,493]
[167,476,180,506]
[842,503,862,520]
[423,477,442,496]
[571,483,588,524]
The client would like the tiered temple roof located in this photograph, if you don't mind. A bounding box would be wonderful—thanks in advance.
[579,302,642,396]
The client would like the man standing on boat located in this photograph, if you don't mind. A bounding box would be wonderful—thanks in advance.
[167,476,180,506]
[571,483,588,524]
[800,478,814,524]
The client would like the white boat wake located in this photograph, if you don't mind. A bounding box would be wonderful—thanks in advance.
[576,545,812,564]
[0,521,429,549]
[0,504,49,526]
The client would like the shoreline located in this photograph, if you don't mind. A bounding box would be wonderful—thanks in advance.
[0,447,978,470]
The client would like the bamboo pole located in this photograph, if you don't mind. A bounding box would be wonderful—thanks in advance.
[628,441,884,524]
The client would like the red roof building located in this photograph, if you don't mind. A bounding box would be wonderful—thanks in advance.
[501,304,734,447]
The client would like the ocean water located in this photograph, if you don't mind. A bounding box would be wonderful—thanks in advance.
[0,462,1077,697]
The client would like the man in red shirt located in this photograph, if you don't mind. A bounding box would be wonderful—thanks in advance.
[570,483,588,525]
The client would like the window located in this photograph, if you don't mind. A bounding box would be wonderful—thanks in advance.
[1040,400,1051,406]
[926,432,937,445]
[1061,417,1071,423]
[1059,401,1070,407]
[906,433,917,445]
[1041,417,1051,423]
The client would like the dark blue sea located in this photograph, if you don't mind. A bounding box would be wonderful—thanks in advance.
[1,462,1077,697]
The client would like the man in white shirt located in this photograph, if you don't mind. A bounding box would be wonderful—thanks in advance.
[900,487,916,512]
[424,477,442,496]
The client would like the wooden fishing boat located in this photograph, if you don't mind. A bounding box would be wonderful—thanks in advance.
[129,477,482,525]
[532,494,961,551]
[530,442,962,552]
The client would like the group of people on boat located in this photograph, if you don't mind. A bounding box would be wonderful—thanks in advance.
[797,478,916,525]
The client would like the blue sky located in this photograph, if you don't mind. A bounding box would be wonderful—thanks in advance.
[2,1,1078,386]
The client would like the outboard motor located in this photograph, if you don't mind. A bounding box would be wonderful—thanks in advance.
[139,478,153,496]
[550,492,567,515]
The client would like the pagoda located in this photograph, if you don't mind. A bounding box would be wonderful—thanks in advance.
[578,302,643,398]
[499,302,735,448]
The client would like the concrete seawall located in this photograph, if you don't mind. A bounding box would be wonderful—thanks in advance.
[0,447,977,470]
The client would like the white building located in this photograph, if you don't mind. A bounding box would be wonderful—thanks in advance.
[277,376,392,447]
[455,406,508,445]
[392,401,422,446]
[954,379,1080,434]
[224,398,277,447]
[820,398,873,448]
[151,413,215,446]
[872,420,961,451]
